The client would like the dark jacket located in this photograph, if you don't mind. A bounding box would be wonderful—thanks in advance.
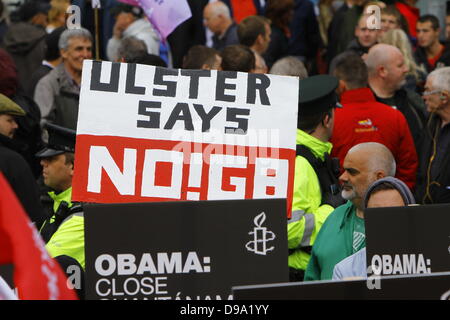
[0,135,45,228]
[373,88,428,153]
[2,22,46,92]
[34,63,80,130]
[0,48,44,177]
[414,42,450,73]
[326,3,363,65]
[288,0,321,60]
[416,114,450,204]
[263,25,289,69]
[212,23,239,52]
[167,0,208,68]
[27,63,53,98]
[346,38,371,57]
[12,94,45,178]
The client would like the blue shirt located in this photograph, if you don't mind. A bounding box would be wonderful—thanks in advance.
[332,247,367,280]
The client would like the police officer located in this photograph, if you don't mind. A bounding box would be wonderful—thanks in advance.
[288,75,344,281]
[36,123,85,297]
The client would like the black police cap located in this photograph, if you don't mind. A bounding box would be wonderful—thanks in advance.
[35,123,76,158]
[298,75,342,116]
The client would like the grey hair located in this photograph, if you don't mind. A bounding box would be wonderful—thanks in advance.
[117,37,148,62]
[348,142,396,177]
[428,67,450,92]
[58,28,93,50]
[269,56,308,79]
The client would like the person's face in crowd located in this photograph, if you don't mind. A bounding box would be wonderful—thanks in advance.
[423,76,448,113]
[210,54,222,70]
[40,153,74,192]
[355,16,378,48]
[381,14,399,33]
[417,21,440,49]
[115,12,135,32]
[203,6,222,35]
[367,189,405,208]
[384,50,408,90]
[0,114,18,139]
[30,12,48,28]
[340,150,378,207]
[61,36,92,73]
[446,15,450,40]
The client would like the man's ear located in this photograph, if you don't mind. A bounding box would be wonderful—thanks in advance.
[201,63,211,70]
[336,79,347,95]
[60,48,68,60]
[323,110,334,128]
[256,33,264,46]
[441,90,450,103]
[376,171,385,180]
[378,65,387,78]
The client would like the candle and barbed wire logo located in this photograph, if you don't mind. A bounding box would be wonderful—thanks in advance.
[245,212,276,255]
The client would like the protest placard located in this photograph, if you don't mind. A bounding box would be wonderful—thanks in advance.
[84,199,288,300]
[72,60,298,211]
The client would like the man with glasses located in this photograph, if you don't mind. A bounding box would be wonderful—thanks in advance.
[416,67,450,204]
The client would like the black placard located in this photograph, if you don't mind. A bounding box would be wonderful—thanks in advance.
[84,199,288,300]
[232,272,450,300]
[365,204,450,276]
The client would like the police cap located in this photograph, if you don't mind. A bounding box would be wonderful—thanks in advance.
[35,123,76,158]
[298,75,341,116]
[0,93,26,116]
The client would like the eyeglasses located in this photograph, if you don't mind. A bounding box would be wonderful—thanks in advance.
[422,90,442,96]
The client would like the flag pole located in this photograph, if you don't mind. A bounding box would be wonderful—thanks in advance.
[94,7,100,60]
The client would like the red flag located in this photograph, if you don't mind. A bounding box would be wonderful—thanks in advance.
[0,172,77,300]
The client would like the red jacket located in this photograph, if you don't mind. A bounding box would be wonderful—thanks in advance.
[330,88,418,189]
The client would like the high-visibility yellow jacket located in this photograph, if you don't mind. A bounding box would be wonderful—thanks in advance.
[44,187,85,269]
[288,130,335,271]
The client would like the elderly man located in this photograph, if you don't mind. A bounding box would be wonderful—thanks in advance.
[0,94,45,228]
[203,1,239,51]
[34,28,92,130]
[366,43,427,153]
[416,67,450,204]
[304,142,396,281]
[332,176,416,280]
[106,3,160,62]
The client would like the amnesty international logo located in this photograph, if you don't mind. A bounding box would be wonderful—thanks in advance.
[245,212,276,255]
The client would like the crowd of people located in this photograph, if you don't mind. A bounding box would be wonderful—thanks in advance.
[0,0,449,298]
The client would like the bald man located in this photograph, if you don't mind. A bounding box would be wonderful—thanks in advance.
[304,142,396,281]
[203,1,239,51]
[366,43,427,153]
